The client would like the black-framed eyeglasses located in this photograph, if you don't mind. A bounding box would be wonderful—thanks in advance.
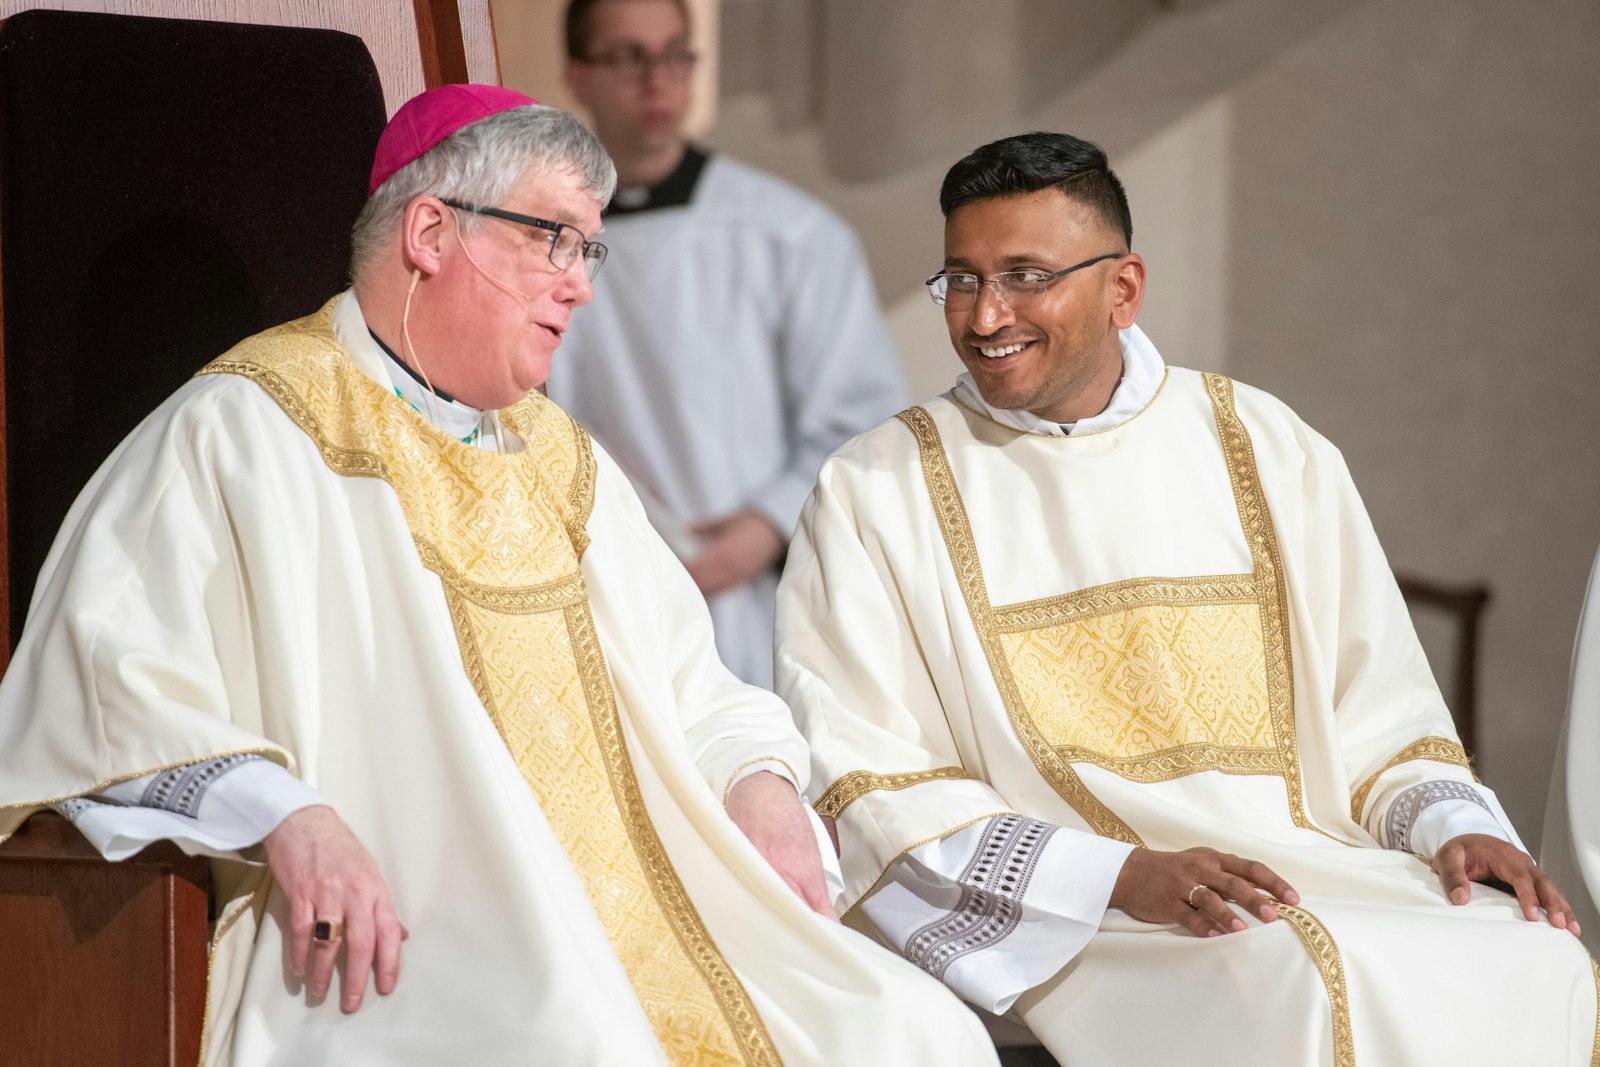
[925,252,1126,308]
[577,45,698,80]
[440,197,608,280]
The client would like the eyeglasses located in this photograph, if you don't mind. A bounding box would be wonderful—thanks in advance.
[441,197,608,280]
[925,252,1126,309]
[577,45,698,80]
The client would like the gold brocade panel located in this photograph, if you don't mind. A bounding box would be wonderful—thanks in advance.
[998,598,1284,781]
[200,302,777,1067]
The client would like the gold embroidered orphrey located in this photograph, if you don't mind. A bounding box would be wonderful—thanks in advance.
[199,301,780,1067]
[896,373,1325,840]
[896,377,1360,1065]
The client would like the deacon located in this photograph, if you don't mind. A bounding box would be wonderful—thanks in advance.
[775,131,1599,1065]
[548,0,907,687]
[0,86,999,1066]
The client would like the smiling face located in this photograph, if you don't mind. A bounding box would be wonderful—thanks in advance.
[943,188,1143,425]
[564,0,693,161]
[434,165,603,408]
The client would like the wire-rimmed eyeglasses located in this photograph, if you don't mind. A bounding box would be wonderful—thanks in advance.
[440,197,608,280]
[926,252,1125,309]
[576,45,698,81]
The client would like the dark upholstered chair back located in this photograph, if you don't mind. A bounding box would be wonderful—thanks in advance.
[0,9,387,643]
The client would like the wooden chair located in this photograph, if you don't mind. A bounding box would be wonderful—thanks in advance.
[1395,574,1491,758]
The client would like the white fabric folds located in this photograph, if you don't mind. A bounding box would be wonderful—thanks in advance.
[777,331,1598,1066]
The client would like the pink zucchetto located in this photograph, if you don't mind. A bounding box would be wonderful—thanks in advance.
[368,84,540,194]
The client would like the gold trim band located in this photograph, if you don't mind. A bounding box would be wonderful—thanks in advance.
[1203,373,1323,836]
[1277,903,1357,1067]
[1348,735,1474,824]
[1054,743,1284,783]
[813,766,973,820]
[1589,954,1599,1067]
[994,574,1258,632]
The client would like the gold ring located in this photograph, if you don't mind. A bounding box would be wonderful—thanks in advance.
[1186,884,1207,909]
[312,919,344,943]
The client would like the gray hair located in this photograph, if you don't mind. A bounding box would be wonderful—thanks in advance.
[350,104,616,280]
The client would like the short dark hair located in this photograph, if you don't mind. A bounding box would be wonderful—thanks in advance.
[939,132,1133,248]
[565,0,691,60]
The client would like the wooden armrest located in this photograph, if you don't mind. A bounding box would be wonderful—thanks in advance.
[0,811,211,1066]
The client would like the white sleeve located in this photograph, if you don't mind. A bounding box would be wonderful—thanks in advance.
[55,754,326,861]
[1390,782,1526,862]
[860,813,1133,1014]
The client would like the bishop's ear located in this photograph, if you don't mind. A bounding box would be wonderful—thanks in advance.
[401,195,452,277]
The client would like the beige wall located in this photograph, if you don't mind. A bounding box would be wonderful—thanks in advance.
[1221,0,1600,833]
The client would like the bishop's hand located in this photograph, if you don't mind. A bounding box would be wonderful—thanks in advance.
[725,770,838,922]
[1111,846,1299,938]
[263,804,409,1012]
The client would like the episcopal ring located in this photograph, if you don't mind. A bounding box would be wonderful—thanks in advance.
[312,919,344,943]
[1186,884,1207,909]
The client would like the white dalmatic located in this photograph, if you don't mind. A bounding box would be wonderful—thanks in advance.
[778,325,1599,1066]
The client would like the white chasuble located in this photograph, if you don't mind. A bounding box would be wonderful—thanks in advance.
[777,365,1599,1066]
[0,296,998,1067]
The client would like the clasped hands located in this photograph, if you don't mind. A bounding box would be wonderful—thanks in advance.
[1112,835,1582,939]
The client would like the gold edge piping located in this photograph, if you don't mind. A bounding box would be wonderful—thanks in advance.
[812,766,973,820]
[839,810,1017,924]
[195,874,269,1067]
[1203,373,1329,838]
[897,407,1140,846]
[1589,954,1599,1067]
[1347,736,1475,824]
[993,573,1258,631]
[1276,903,1357,1067]
[565,416,597,557]
[564,600,783,1067]
[720,756,805,805]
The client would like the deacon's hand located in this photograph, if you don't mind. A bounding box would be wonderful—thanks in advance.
[263,804,409,1012]
[1110,846,1299,938]
[685,507,785,598]
[1434,833,1582,936]
[725,771,838,922]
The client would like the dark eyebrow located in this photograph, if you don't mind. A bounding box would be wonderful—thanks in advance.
[944,252,1055,271]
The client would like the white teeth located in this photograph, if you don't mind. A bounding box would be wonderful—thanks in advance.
[978,342,1028,358]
